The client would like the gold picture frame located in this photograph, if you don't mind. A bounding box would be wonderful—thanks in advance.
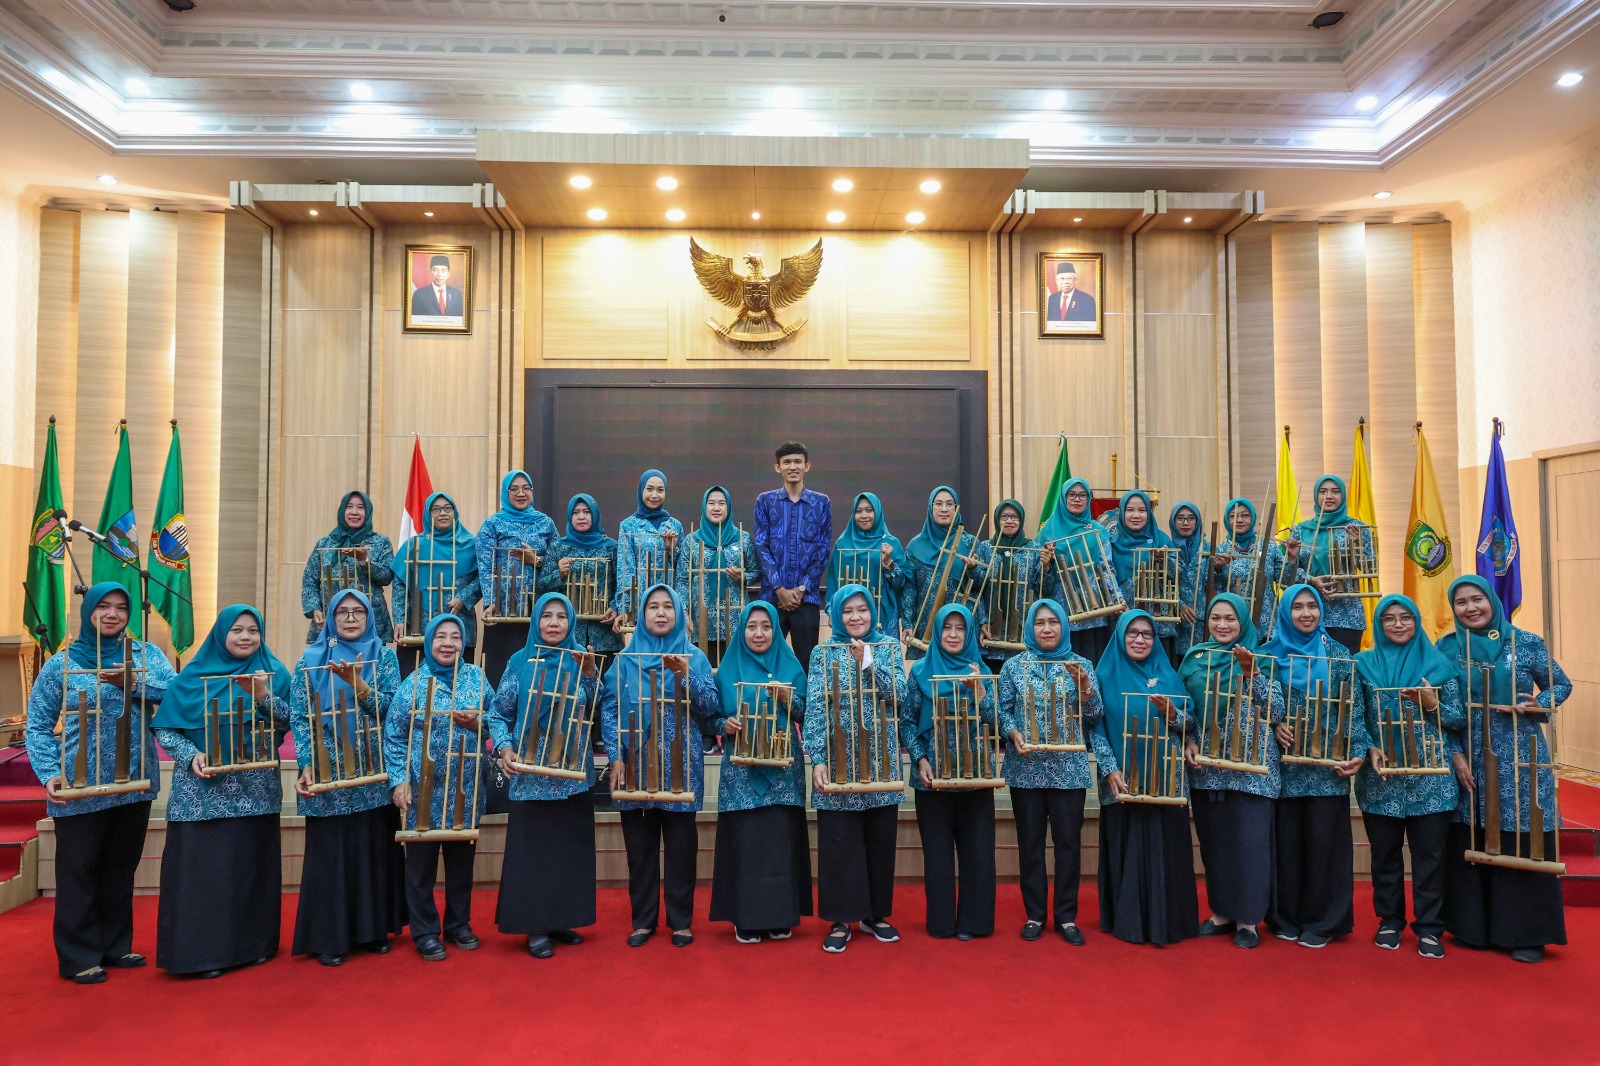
[403,244,473,335]
[1038,251,1105,339]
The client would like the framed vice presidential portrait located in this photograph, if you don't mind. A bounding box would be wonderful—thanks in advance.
[1038,252,1104,339]
[404,244,472,334]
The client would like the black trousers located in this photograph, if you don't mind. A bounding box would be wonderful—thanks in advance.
[1011,786,1086,926]
[52,801,151,978]
[481,620,530,688]
[1191,790,1274,926]
[1363,810,1450,937]
[1326,627,1364,656]
[816,806,898,924]
[1269,795,1354,940]
[403,839,476,941]
[1444,823,1567,949]
[778,601,821,668]
[397,644,422,679]
[914,789,996,937]
[1071,625,1110,665]
[620,809,698,931]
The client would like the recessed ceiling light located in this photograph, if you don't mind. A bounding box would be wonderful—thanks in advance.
[665,208,686,222]
[832,178,853,192]
[423,211,434,217]
[751,211,761,220]
[587,207,608,221]
[919,179,941,194]
[906,211,925,224]
[308,209,319,217]
[123,77,149,96]
[1373,190,1393,199]
[569,175,592,189]
[1557,71,1584,88]
[349,82,373,100]
[1072,216,1083,223]
[1182,216,1193,223]
[564,85,595,106]
[769,87,800,108]
[96,173,117,186]
[1043,90,1067,109]
[655,176,678,191]
[1354,95,1378,112]
[826,210,845,224]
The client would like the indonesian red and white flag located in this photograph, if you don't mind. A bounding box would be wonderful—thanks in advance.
[398,436,434,548]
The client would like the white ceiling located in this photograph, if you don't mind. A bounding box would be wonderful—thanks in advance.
[1,0,1596,215]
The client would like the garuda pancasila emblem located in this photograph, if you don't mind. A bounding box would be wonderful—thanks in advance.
[689,237,823,351]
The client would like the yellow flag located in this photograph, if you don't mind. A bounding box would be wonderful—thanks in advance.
[1275,425,1302,535]
[1347,419,1377,649]
[1403,425,1454,638]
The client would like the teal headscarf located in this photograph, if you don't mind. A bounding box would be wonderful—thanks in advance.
[1357,593,1457,691]
[1178,592,1262,708]
[397,491,478,592]
[604,585,707,756]
[1036,478,1104,564]
[906,486,963,568]
[1294,475,1354,572]
[1220,496,1258,553]
[68,583,132,669]
[496,470,544,530]
[907,603,989,743]
[1167,501,1204,573]
[829,493,909,612]
[1096,610,1188,770]
[715,601,807,797]
[690,486,742,604]
[563,493,608,551]
[419,614,469,684]
[1258,583,1333,691]
[504,592,585,733]
[632,469,672,529]
[299,588,384,707]
[826,583,890,645]
[154,604,292,736]
[991,499,1029,550]
[328,490,374,548]
[1107,490,1173,581]
[1022,599,1074,661]
[1434,576,1515,704]
[691,486,740,550]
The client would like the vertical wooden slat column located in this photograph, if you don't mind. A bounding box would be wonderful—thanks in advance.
[1365,223,1418,593]
[124,210,178,644]
[174,212,227,632]
[1272,223,1324,494]
[73,211,131,544]
[1137,230,1219,514]
[1413,223,1460,568]
[1318,223,1369,483]
[36,210,81,515]
[219,210,272,610]
[1228,224,1275,505]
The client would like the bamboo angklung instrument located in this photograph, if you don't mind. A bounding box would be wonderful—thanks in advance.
[1118,694,1189,805]
[1281,659,1355,766]
[112,636,133,783]
[928,674,1003,789]
[1193,651,1272,775]
[820,647,903,793]
[58,635,153,799]
[908,516,988,651]
[1131,547,1182,624]
[414,677,438,831]
[1462,645,1565,874]
[306,661,387,793]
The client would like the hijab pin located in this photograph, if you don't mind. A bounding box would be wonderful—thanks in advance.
[1147,678,1159,689]
[1487,629,1500,640]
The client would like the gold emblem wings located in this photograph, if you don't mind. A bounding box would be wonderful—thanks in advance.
[689,237,823,351]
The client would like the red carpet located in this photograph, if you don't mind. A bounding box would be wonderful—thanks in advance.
[0,884,1589,1065]
[1559,778,1600,829]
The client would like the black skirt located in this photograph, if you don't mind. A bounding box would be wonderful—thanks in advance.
[1097,801,1199,945]
[1444,823,1567,949]
[1190,789,1274,926]
[496,795,598,934]
[157,814,282,974]
[709,805,814,930]
[292,806,406,957]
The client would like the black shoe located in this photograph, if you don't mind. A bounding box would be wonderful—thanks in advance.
[548,929,584,946]
[1510,947,1545,964]
[627,930,654,948]
[1198,918,1235,938]
[526,936,554,959]
[1298,932,1330,949]
[823,923,851,953]
[671,931,694,948]
[1020,920,1044,942]
[447,929,481,951]
[316,953,344,968]
[1418,936,1444,960]
[249,956,271,967]
[1058,923,1086,947]
[1234,926,1260,949]
[956,932,974,941]
[108,953,146,969]
[416,936,447,962]
[69,967,108,985]
[197,969,224,980]
[859,920,900,943]
[734,928,762,944]
[363,939,391,955]
[766,928,793,941]
[1374,922,1403,951]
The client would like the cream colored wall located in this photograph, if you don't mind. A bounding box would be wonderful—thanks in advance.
[0,181,42,645]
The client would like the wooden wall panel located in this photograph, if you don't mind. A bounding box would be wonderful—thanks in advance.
[73,211,130,526]
[1137,231,1218,519]
[1229,224,1275,505]
[36,210,81,517]
[1413,223,1461,560]
[1272,223,1324,481]
[1364,223,1417,593]
[173,212,227,631]
[218,211,271,612]
[844,234,971,362]
[1317,223,1369,474]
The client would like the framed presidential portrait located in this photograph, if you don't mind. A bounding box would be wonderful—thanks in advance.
[403,244,473,334]
[1038,252,1104,339]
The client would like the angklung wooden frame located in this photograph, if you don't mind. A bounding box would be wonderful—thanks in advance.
[508,645,597,780]
[1280,656,1356,768]
[1051,530,1126,625]
[927,673,1004,789]
[729,681,795,768]
[1192,652,1276,776]
[316,546,373,617]
[819,642,904,794]
[610,652,697,804]
[980,544,1046,652]
[1116,693,1190,806]
[399,539,459,646]
[302,659,387,793]
[200,674,279,774]
[395,672,484,841]
[906,516,988,653]
[485,544,540,623]
[55,636,151,800]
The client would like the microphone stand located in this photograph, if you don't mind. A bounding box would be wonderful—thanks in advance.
[71,520,193,653]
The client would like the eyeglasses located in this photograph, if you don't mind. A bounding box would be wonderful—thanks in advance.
[429,504,454,514]
[1126,630,1154,642]
[333,608,369,621]
[1065,489,1089,501]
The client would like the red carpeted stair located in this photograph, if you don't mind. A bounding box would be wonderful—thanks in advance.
[1559,779,1600,908]
[0,749,47,885]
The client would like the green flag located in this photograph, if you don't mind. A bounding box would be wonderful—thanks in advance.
[23,418,69,652]
[92,422,143,637]
[150,423,194,652]
[1035,434,1073,530]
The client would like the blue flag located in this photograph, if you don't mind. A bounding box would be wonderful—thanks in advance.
[1475,421,1521,616]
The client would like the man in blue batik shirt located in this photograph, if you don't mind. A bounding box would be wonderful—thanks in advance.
[753,441,832,665]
